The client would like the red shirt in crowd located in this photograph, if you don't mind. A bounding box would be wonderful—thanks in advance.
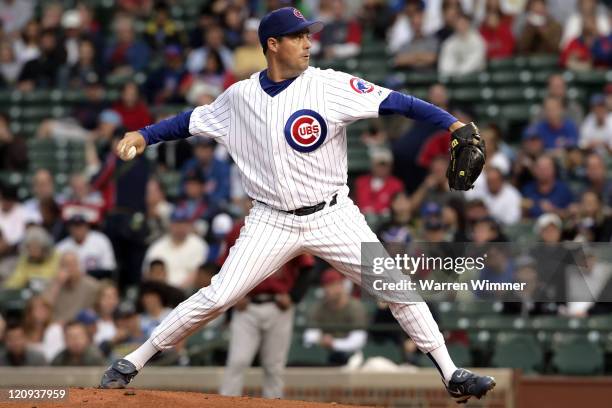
[219,221,315,295]
[479,17,515,60]
[417,131,450,168]
[112,101,153,131]
[354,174,404,215]
[560,37,593,68]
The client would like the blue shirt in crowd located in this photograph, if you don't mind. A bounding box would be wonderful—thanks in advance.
[522,180,574,218]
[533,119,579,150]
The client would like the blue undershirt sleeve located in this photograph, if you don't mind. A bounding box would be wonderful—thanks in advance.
[139,109,194,145]
[378,91,457,130]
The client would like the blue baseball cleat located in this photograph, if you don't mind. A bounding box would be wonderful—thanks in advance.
[100,359,139,389]
[446,368,496,404]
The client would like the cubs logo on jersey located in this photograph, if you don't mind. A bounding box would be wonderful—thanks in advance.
[349,77,375,94]
[284,109,328,153]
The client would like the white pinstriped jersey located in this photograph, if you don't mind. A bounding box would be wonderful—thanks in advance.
[188,67,392,211]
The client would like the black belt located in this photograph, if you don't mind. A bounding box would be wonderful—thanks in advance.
[259,194,338,216]
[251,294,277,304]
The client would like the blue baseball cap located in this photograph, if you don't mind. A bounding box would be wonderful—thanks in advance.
[258,7,323,50]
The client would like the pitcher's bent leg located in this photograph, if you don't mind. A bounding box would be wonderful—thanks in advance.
[150,205,302,351]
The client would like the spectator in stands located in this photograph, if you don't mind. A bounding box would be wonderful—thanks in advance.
[61,173,105,226]
[479,0,515,60]
[3,226,59,290]
[512,126,545,189]
[221,5,245,50]
[580,94,612,151]
[142,259,185,307]
[104,14,150,75]
[12,19,40,65]
[532,96,579,150]
[145,178,173,245]
[522,155,574,218]
[355,148,404,216]
[583,152,612,206]
[435,0,461,43]
[560,0,610,49]
[112,82,153,132]
[567,190,612,242]
[146,44,188,105]
[51,321,105,366]
[180,138,231,214]
[65,38,104,88]
[138,282,172,338]
[144,0,185,52]
[93,281,120,347]
[303,269,368,366]
[411,155,454,211]
[313,0,362,61]
[561,14,599,71]
[111,301,145,358]
[0,113,27,171]
[0,324,46,366]
[439,12,487,77]
[206,213,233,263]
[233,18,266,80]
[0,40,22,87]
[22,295,64,363]
[516,0,562,55]
[476,246,515,299]
[545,73,584,123]
[471,216,507,243]
[466,166,521,225]
[358,0,394,41]
[481,125,512,175]
[56,214,116,279]
[40,1,63,30]
[502,255,559,316]
[377,192,413,244]
[187,24,233,74]
[392,2,439,70]
[419,201,451,242]
[44,251,100,323]
[117,0,154,17]
[17,28,66,90]
[0,0,34,37]
[60,8,87,67]
[39,197,63,242]
[564,248,612,317]
[143,206,208,290]
[0,184,26,280]
[23,169,58,223]
[387,0,441,55]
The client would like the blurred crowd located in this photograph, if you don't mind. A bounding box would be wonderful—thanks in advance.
[0,0,611,370]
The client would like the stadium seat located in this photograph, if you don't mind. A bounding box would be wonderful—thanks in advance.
[526,54,560,70]
[186,326,229,366]
[503,222,536,244]
[363,339,403,364]
[552,336,604,375]
[447,343,472,367]
[287,336,329,366]
[0,289,29,314]
[492,332,543,373]
[488,57,527,72]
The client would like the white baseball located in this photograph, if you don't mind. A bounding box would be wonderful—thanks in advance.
[126,146,137,160]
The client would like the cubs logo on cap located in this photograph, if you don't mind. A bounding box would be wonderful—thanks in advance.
[284,109,328,153]
[293,8,304,19]
[349,77,374,94]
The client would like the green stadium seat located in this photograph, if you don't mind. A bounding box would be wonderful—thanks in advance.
[572,70,610,86]
[402,71,439,87]
[492,332,543,373]
[488,57,527,71]
[363,339,403,364]
[158,170,182,199]
[447,343,472,367]
[552,336,604,375]
[287,336,329,366]
[526,54,560,70]
[348,144,370,173]
[476,315,518,331]
[494,87,537,103]
[186,326,228,366]
[490,71,525,85]
[450,87,489,103]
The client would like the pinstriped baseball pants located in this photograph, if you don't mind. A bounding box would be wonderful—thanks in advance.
[149,193,445,354]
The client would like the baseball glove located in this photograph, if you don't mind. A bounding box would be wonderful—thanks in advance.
[446,122,486,191]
